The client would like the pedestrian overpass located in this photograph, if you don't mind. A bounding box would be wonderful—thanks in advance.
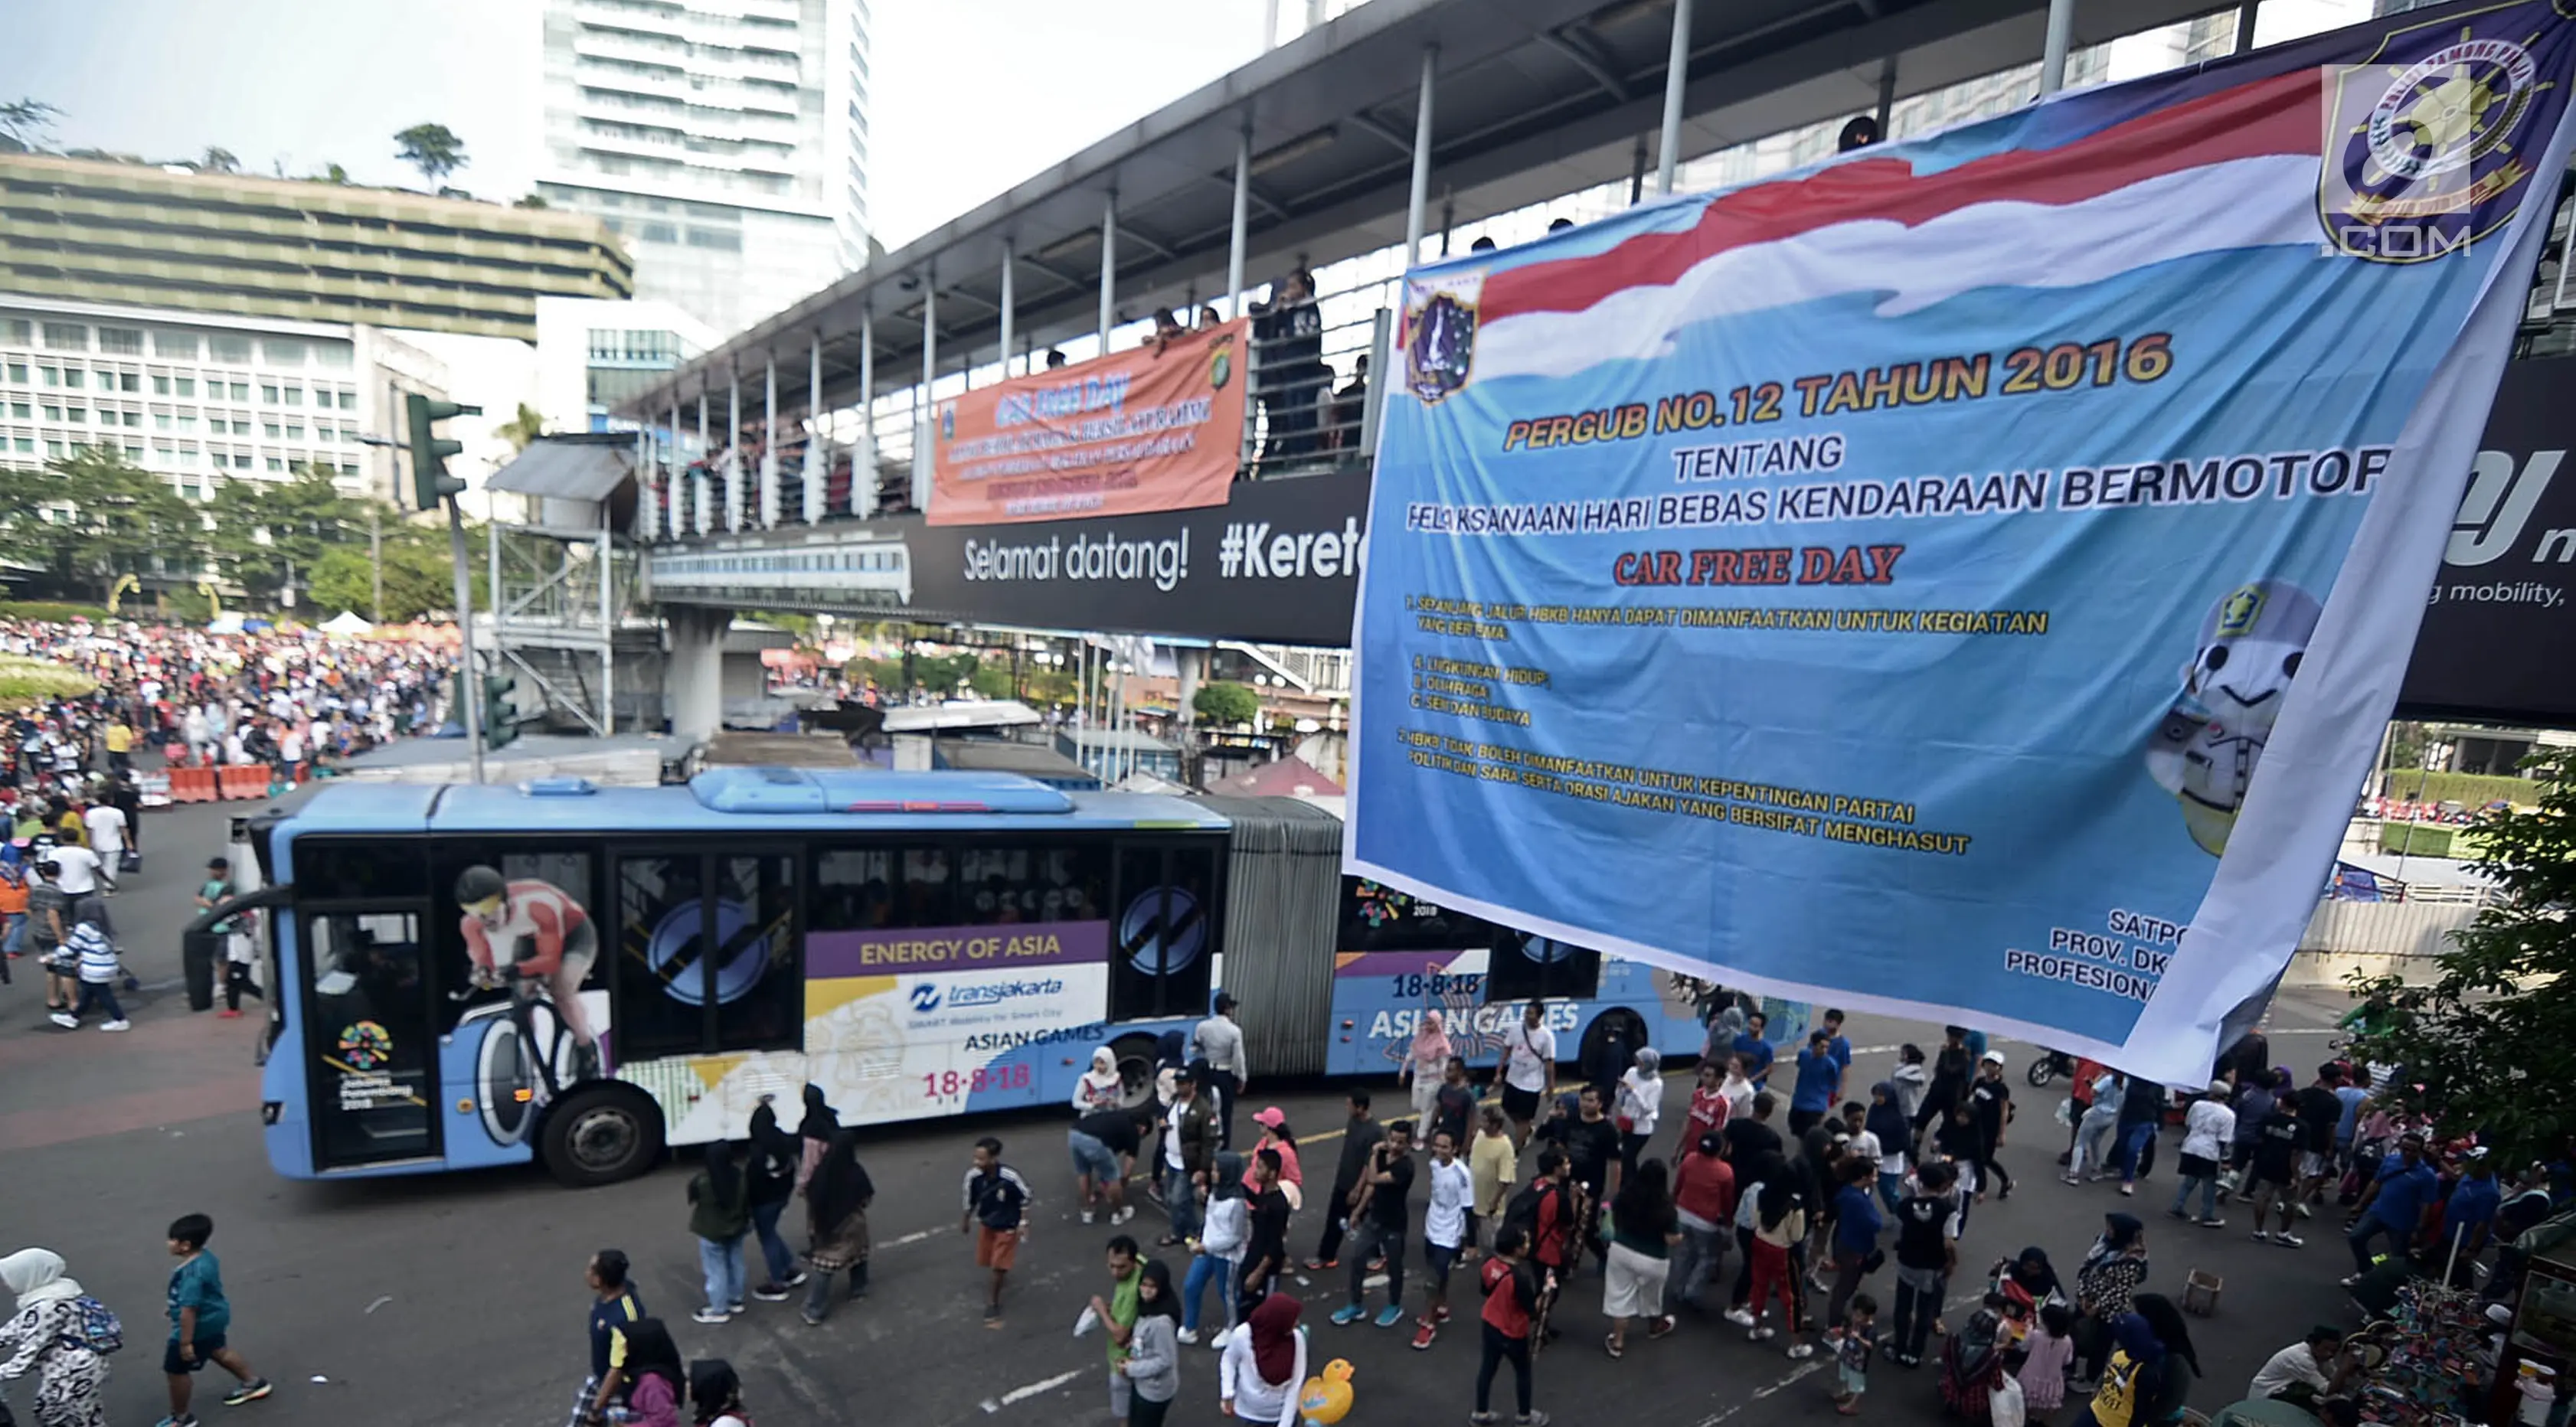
[592,0,2576,740]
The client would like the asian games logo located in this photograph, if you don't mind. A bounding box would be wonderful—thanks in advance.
[1404,269,1483,404]
[2320,6,2572,263]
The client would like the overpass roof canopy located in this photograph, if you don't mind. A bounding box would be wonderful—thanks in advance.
[619,0,2218,425]
[486,433,637,504]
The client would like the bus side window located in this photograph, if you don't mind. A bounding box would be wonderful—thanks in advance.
[956,842,1107,926]
[1107,841,1218,1022]
[614,853,712,1060]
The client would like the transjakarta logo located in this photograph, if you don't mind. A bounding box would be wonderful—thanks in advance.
[948,978,1065,1007]
[910,985,942,1012]
[1216,517,1365,580]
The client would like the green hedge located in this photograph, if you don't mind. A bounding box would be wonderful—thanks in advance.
[2377,769,2548,808]
[0,656,99,704]
[0,600,113,623]
[2379,823,2457,857]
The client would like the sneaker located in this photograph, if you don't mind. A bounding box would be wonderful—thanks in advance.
[221,1379,273,1406]
[1724,1308,1757,1328]
[1113,1206,1136,1225]
[156,1416,200,1427]
[2166,1208,2189,1220]
[785,1271,809,1288]
[1305,1257,1339,1271]
[2296,1202,2315,1219]
[727,1303,747,1316]
[1331,1305,1365,1326]
[692,1308,730,1324]
[100,1019,132,1032]
[1471,1415,1500,1426]
[1178,1326,1201,1346]
[1787,1341,1816,1360]
[1516,1413,1551,1426]
[1082,1210,1097,1224]
[751,1283,790,1303]
[48,1012,77,1030]
[1434,1305,1453,1323]
[2199,1218,2226,1229]
[2276,1232,2305,1248]
[1750,1325,1778,1342]
[1412,1318,1438,1350]
[984,1305,1003,1326]
[2339,1274,2363,1288]
[217,1008,244,1019]
[2060,1175,2081,1186]
[1375,1305,1406,1329]
[801,1311,825,1327]
[2251,1229,2273,1243]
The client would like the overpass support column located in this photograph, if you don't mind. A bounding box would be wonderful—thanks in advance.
[1099,191,1118,351]
[760,353,780,528]
[1228,126,1250,316]
[666,605,731,744]
[1406,47,1437,265]
[917,277,937,514]
[1875,57,1898,138]
[1658,0,1692,194]
[857,309,877,518]
[804,335,823,524]
[2234,1,2258,53]
[665,398,682,539]
[2041,0,2075,95]
[726,371,744,531]
[1000,240,1016,377]
[695,393,712,536]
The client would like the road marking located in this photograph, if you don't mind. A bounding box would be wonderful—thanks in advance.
[878,1225,944,1252]
[980,1367,1084,1412]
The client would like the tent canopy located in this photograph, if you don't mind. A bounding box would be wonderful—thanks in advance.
[320,610,375,635]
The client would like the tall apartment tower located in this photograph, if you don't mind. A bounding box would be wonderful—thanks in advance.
[537,0,871,341]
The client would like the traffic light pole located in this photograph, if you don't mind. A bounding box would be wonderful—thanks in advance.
[446,493,485,785]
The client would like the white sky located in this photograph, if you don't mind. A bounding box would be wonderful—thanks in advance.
[0,0,1277,249]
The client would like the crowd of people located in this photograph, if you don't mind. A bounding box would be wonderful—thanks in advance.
[510,994,2576,1427]
[1,616,449,1034]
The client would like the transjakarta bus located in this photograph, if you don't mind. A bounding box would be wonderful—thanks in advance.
[227,768,1799,1185]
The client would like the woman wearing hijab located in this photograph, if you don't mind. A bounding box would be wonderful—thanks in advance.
[1123,1258,1182,1427]
[1938,1296,2010,1421]
[2129,1293,2200,1425]
[1992,1246,2064,1311]
[0,1249,109,1427]
[1404,1011,1455,1127]
[744,1101,804,1302]
[686,1141,752,1324]
[1866,1082,1914,1212]
[688,1358,750,1427]
[2072,1311,2166,1427]
[801,1126,875,1324]
[1218,1292,1307,1425]
[618,1319,686,1427]
[793,1083,839,1194]
[1617,1047,1666,1179]
[1074,1046,1126,1113]
[2072,1214,2150,1389]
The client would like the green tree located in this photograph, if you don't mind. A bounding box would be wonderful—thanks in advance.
[199,145,240,174]
[320,162,350,184]
[309,526,469,622]
[1192,681,1260,727]
[206,467,371,609]
[513,192,550,209]
[0,448,205,602]
[0,98,59,152]
[495,402,546,452]
[2343,746,2576,1164]
[392,122,467,187]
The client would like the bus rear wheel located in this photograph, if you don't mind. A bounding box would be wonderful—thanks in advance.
[541,1082,664,1188]
[1580,1007,1651,1086]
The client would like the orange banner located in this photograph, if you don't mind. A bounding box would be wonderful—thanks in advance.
[928,319,1248,526]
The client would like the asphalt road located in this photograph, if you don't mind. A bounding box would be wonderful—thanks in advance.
[2,795,2380,1427]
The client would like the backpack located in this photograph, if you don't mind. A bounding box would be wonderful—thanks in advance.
[67,1295,122,1354]
[1499,1177,1558,1245]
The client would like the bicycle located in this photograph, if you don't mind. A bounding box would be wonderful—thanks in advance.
[449,945,594,1149]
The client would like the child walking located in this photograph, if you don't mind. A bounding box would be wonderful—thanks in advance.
[2017,1303,2076,1420]
[162,1213,271,1427]
[1829,1293,1878,1416]
[69,905,129,1032]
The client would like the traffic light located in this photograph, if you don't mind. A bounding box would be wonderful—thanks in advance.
[482,673,519,749]
[406,392,482,510]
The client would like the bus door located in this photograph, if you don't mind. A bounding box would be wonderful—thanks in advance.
[300,906,437,1171]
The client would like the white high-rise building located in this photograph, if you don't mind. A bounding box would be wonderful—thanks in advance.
[536,0,871,341]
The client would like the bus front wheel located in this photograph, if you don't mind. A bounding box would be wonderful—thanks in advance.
[541,1082,665,1188]
[1579,1007,1652,1085]
[1111,1034,1163,1110]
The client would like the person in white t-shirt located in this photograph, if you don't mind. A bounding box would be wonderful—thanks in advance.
[1411,1128,1475,1350]
[1497,1002,1558,1149]
[83,802,128,889]
[48,842,103,898]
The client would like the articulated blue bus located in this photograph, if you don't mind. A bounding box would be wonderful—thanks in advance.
[230,768,1793,1185]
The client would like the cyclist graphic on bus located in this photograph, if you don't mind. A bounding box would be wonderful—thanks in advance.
[454,865,603,1086]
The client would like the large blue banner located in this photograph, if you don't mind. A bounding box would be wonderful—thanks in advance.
[1348,2,2576,1084]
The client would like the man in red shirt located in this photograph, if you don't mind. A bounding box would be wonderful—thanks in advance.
[1476,1226,1548,1425]
[455,864,601,1079]
[1672,1131,1739,1309]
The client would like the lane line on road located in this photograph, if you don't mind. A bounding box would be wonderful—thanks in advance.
[981,1367,1084,1413]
